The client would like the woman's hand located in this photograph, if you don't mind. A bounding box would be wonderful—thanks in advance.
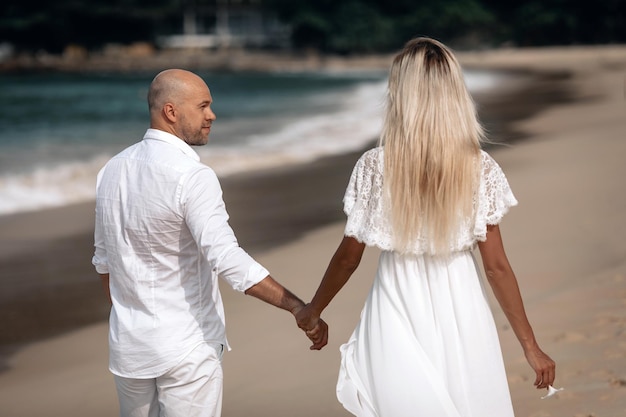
[295,304,328,350]
[524,345,556,389]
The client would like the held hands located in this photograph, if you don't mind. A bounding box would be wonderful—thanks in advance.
[295,304,328,350]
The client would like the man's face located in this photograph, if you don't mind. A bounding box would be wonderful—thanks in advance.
[176,84,216,146]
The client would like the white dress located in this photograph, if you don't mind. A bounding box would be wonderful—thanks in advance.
[337,147,518,417]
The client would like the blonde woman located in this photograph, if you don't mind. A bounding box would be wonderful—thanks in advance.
[297,37,556,416]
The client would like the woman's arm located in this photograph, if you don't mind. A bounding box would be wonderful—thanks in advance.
[478,224,556,389]
[295,236,366,337]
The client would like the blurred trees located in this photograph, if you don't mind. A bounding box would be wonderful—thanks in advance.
[481,0,626,46]
[0,0,624,53]
[266,0,625,51]
[265,0,496,52]
[0,0,180,52]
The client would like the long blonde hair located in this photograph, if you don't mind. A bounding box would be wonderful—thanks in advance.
[380,37,484,254]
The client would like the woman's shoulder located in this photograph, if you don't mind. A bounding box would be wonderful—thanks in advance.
[346,146,383,193]
[361,146,383,160]
[479,149,505,174]
[479,149,493,164]
[354,146,384,170]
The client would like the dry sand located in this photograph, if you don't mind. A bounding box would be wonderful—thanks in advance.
[0,45,625,417]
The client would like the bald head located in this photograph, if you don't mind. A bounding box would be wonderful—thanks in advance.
[148,69,204,117]
[147,69,216,145]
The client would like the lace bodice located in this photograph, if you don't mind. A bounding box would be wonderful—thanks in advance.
[343,147,517,254]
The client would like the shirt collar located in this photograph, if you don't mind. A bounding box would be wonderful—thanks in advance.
[143,128,201,162]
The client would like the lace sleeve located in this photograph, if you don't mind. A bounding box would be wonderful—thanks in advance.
[343,148,395,250]
[474,151,518,241]
[342,158,362,218]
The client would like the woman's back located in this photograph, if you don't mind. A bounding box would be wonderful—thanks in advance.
[380,37,484,254]
[343,147,517,256]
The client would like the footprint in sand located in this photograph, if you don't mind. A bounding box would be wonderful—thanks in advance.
[507,373,529,384]
[590,369,614,379]
[594,313,626,326]
[553,331,586,343]
[528,411,551,417]
[609,377,626,388]
[604,348,626,359]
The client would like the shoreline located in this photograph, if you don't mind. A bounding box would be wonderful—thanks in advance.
[0,47,394,74]
[0,44,625,416]
[2,43,625,74]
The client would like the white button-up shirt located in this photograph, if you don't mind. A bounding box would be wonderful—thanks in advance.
[92,128,268,378]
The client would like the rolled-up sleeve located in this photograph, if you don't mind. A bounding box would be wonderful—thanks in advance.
[213,247,269,292]
[182,167,268,292]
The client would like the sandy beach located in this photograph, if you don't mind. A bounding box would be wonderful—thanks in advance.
[0,45,625,417]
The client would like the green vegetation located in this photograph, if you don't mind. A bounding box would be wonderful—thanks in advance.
[1,0,624,53]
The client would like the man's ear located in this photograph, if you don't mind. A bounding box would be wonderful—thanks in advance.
[163,103,176,123]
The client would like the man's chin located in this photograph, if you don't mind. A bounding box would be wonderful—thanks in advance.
[188,136,209,146]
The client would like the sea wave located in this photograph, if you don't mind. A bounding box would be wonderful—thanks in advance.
[0,70,501,216]
[203,79,386,175]
[0,156,110,215]
[0,80,387,215]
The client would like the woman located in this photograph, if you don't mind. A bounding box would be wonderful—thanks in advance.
[297,37,556,416]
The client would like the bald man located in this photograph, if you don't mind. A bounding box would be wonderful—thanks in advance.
[93,69,328,417]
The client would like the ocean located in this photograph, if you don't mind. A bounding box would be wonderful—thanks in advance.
[0,69,502,215]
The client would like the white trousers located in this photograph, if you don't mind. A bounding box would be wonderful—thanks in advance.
[114,342,224,417]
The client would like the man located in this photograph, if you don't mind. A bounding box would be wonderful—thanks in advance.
[92,69,327,417]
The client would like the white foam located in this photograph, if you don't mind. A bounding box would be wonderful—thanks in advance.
[201,79,386,175]
[0,156,108,215]
[466,69,508,92]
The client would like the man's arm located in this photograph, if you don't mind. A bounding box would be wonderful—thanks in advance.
[182,169,328,348]
[99,273,112,305]
[245,276,328,350]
